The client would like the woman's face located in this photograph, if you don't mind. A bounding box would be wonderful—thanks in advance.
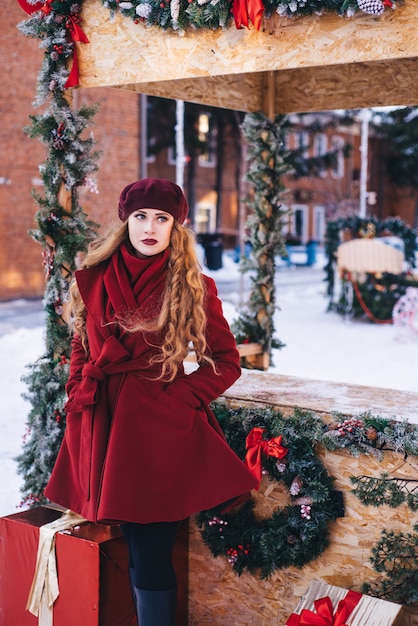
[127,208,174,257]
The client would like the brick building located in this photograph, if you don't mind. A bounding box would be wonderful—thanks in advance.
[2,2,416,301]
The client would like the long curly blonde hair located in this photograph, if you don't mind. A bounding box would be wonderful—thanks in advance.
[67,220,216,381]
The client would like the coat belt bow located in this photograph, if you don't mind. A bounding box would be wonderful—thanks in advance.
[70,335,131,411]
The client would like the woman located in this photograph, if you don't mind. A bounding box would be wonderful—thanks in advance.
[44,178,257,625]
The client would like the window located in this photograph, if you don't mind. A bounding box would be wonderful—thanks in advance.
[313,133,328,177]
[167,146,176,166]
[313,205,325,243]
[331,135,344,179]
[291,205,309,244]
[313,133,327,157]
[198,112,217,167]
[195,202,216,234]
[296,131,310,158]
[146,96,176,163]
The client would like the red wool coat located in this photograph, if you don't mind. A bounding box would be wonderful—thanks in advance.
[44,244,257,524]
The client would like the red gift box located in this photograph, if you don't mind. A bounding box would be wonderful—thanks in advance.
[0,507,188,626]
[285,581,404,626]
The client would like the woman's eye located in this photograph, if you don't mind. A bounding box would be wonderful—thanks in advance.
[158,216,168,222]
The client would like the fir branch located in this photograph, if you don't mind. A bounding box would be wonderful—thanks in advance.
[362,525,418,605]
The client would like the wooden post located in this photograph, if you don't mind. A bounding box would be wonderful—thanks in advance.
[238,73,276,372]
[262,71,276,121]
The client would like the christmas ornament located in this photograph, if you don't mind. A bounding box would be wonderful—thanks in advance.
[357,0,385,14]
[392,287,418,337]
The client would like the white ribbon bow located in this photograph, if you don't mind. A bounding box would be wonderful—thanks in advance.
[26,509,87,626]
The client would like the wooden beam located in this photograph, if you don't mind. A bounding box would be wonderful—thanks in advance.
[273,58,418,113]
[114,73,263,113]
[78,0,418,92]
[110,56,418,113]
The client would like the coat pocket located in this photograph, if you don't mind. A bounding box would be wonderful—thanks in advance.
[156,389,200,429]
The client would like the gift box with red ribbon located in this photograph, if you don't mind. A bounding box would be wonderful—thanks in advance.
[285,581,404,626]
[0,506,188,626]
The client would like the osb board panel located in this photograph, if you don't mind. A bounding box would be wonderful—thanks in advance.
[78,0,418,91]
[273,58,418,114]
[113,56,418,114]
[112,73,264,113]
[222,369,418,424]
[188,410,418,625]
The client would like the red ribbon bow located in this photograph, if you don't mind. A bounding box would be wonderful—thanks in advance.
[245,427,288,488]
[17,0,42,13]
[286,590,362,626]
[232,0,264,30]
[16,0,89,88]
[17,0,52,15]
[64,15,89,88]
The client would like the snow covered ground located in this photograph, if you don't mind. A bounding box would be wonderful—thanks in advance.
[1,248,417,518]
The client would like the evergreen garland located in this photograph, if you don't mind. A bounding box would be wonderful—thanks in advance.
[321,412,418,459]
[198,402,339,578]
[102,0,398,31]
[231,113,292,361]
[362,525,418,606]
[350,473,418,511]
[232,111,348,362]
[16,3,99,505]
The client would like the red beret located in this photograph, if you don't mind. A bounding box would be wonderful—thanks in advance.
[118,178,189,224]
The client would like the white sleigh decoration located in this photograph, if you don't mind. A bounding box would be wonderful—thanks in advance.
[392,287,418,341]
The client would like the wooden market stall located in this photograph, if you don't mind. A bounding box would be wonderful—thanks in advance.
[190,370,418,625]
[7,1,418,624]
[71,4,418,624]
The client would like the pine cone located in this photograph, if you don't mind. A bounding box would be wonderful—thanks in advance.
[290,476,302,496]
[366,426,378,441]
[357,0,385,15]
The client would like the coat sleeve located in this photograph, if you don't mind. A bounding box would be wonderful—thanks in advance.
[64,333,88,413]
[164,276,241,409]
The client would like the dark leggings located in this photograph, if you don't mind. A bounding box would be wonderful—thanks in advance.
[121,521,180,591]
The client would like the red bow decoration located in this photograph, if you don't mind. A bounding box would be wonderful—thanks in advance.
[245,427,288,488]
[16,0,52,14]
[233,0,264,30]
[64,15,89,88]
[286,590,362,626]
[16,0,89,88]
